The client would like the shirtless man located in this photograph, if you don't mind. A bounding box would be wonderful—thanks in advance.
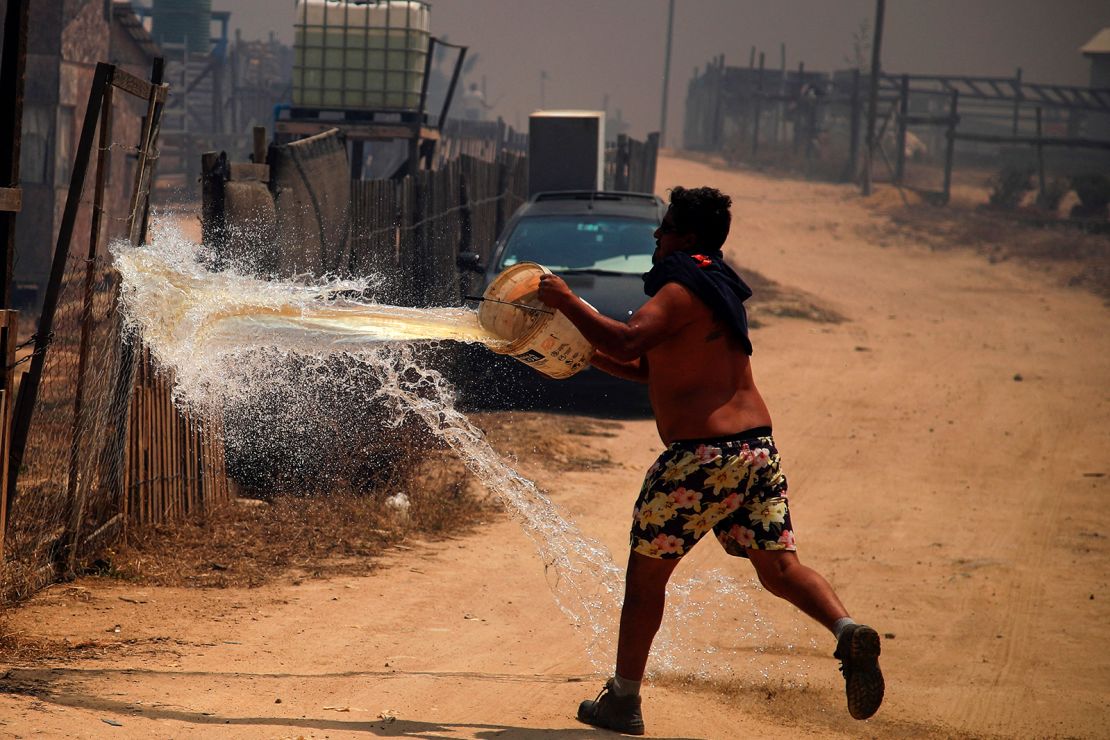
[537,186,883,735]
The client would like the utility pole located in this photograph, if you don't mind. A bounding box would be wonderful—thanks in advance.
[862,0,885,196]
[659,0,675,147]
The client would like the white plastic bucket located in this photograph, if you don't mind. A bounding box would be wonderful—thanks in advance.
[478,262,594,379]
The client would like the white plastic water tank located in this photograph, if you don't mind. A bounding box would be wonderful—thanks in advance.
[293,0,431,111]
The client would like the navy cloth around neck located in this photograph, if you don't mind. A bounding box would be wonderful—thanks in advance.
[642,251,754,355]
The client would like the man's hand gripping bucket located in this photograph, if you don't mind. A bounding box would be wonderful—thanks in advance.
[477,262,594,379]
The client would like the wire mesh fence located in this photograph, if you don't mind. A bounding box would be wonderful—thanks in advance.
[1,62,230,603]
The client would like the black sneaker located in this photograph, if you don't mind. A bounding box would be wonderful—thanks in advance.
[834,624,884,719]
[577,678,645,735]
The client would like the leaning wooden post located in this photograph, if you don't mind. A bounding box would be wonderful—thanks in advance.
[942,89,959,205]
[711,54,726,151]
[846,68,862,182]
[895,74,909,185]
[793,61,805,154]
[1035,107,1046,201]
[61,76,115,577]
[776,42,786,143]
[99,57,165,536]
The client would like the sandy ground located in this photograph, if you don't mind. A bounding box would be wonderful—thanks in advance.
[2,155,1109,738]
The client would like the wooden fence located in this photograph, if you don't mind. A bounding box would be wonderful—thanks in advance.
[124,348,229,528]
[349,152,529,306]
[606,133,660,194]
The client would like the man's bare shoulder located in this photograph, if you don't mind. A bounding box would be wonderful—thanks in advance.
[647,280,708,310]
[645,280,713,322]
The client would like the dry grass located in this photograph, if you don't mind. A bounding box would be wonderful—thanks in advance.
[866,194,1110,302]
[97,447,491,590]
[0,618,110,665]
[7,413,612,597]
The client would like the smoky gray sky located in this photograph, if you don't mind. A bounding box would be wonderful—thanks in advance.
[224,0,1110,139]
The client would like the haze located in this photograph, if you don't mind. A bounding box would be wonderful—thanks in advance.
[159,1,1110,137]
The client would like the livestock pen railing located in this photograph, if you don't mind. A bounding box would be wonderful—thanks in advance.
[684,56,1110,205]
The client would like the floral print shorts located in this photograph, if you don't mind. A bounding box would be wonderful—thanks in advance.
[630,429,795,559]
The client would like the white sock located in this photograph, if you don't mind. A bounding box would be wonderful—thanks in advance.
[611,673,641,698]
[833,617,857,641]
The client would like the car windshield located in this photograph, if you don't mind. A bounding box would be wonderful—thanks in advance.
[498,215,656,274]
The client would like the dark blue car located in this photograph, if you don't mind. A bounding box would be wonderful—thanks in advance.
[459,191,666,413]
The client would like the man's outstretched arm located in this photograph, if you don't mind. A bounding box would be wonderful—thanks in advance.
[591,351,648,383]
[537,274,693,362]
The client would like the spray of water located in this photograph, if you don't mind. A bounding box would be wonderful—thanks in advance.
[112,216,814,684]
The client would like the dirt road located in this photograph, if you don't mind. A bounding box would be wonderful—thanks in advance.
[2,155,1108,738]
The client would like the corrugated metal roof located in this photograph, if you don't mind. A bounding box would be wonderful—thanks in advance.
[1080,28,1110,55]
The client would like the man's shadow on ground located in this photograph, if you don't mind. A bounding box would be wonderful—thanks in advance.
[1,666,704,739]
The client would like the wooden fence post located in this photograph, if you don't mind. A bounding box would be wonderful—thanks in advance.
[711,54,726,150]
[792,61,805,155]
[644,132,659,194]
[751,53,764,159]
[942,89,959,205]
[0,310,17,556]
[1012,67,1023,135]
[776,42,786,144]
[845,68,862,182]
[252,125,267,164]
[615,134,630,191]
[1035,107,1046,201]
[804,74,818,174]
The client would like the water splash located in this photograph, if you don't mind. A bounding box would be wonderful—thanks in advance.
[112,216,814,683]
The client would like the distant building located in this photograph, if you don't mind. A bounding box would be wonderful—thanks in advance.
[1080,27,1110,139]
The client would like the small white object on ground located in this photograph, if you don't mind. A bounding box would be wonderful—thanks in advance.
[385,492,410,513]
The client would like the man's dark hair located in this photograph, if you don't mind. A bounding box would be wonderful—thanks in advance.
[668,186,732,252]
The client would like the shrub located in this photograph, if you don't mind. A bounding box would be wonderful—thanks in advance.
[1036,178,1071,213]
[987,165,1034,210]
[1069,174,1110,219]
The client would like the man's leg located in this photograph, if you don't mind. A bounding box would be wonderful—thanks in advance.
[745,549,847,631]
[746,549,884,720]
[615,550,682,681]
[577,550,680,736]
